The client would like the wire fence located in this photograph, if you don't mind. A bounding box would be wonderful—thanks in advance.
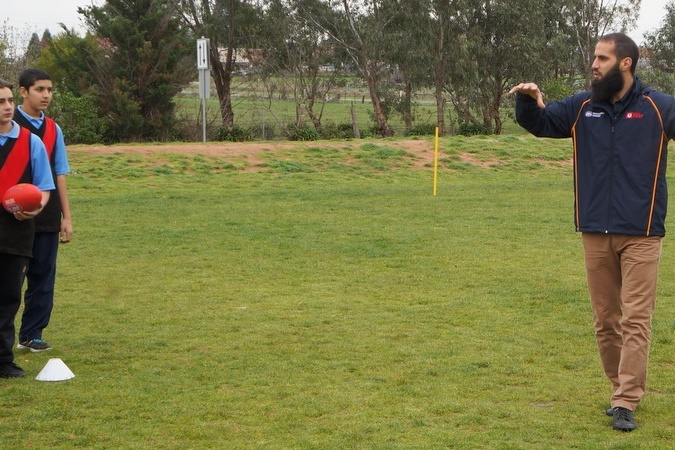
[177,82,449,142]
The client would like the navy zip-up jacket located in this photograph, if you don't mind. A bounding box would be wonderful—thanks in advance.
[516,78,675,237]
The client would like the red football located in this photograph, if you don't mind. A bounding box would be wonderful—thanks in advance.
[2,183,42,213]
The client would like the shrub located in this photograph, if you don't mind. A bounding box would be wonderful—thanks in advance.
[49,91,108,144]
[404,123,436,137]
[286,124,319,141]
[367,124,395,138]
[319,122,356,139]
[215,126,254,142]
[457,121,491,136]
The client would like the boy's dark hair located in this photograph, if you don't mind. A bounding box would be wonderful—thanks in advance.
[599,33,639,75]
[19,68,51,90]
[0,79,13,90]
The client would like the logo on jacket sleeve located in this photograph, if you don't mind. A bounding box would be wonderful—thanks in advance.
[626,112,644,119]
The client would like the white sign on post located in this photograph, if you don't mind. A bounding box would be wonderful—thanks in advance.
[196,37,211,143]
[197,38,210,70]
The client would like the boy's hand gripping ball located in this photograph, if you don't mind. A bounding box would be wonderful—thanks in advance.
[2,183,43,213]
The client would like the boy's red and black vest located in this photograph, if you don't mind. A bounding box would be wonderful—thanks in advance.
[13,112,61,232]
[0,126,36,256]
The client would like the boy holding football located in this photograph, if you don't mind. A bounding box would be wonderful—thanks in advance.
[0,78,54,378]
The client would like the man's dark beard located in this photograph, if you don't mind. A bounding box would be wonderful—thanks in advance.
[590,64,625,103]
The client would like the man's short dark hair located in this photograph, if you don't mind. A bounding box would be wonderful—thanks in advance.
[18,69,51,90]
[599,33,639,74]
[0,79,13,90]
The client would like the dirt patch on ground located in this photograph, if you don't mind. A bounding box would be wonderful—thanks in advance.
[70,139,441,169]
[69,139,573,172]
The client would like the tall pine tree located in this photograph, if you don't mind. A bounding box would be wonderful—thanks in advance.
[80,0,192,141]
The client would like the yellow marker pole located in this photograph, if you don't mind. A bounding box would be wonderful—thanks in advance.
[433,127,439,196]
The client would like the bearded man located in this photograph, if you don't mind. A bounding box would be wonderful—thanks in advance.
[510,32,675,432]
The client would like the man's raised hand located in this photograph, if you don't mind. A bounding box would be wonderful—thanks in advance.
[510,82,545,108]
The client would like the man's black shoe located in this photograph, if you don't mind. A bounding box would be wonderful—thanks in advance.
[0,362,26,378]
[612,407,637,431]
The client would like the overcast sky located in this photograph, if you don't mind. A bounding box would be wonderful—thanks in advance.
[3,0,671,44]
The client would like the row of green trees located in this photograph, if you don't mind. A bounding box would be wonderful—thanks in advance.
[2,0,675,144]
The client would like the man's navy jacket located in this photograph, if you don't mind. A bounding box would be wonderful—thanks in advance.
[516,78,675,237]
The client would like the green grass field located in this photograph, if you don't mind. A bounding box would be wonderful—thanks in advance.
[2,135,675,448]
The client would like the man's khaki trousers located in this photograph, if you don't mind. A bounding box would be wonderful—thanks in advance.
[581,233,662,411]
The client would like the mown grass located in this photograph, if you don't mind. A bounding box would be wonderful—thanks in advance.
[2,135,675,448]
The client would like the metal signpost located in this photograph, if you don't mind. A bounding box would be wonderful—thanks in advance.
[197,37,211,143]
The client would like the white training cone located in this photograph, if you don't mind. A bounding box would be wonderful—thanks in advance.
[35,358,75,382]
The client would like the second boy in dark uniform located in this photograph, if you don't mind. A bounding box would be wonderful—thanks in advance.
[13,69,72,353]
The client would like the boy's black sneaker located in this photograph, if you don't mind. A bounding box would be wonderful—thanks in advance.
[0,362,26,378]
[612,407,637,431]
[17,339,52,352]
